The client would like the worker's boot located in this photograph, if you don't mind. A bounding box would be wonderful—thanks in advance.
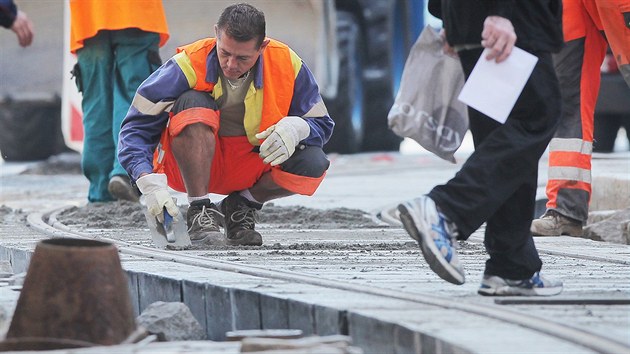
[531,210,583,237]
[108,175,140,202]
[186,199,225,246]
[221,193,263,246]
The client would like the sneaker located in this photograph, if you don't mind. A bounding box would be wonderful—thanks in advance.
[108,175,140,202]
[187,200,226,246]
[478,272,563,296]
[531,210,583,237]
[221,193,263,246]
[398,196,465,285]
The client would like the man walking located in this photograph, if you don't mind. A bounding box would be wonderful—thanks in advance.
[398,0,564,296]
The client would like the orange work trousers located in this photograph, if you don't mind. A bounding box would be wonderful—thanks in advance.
[545,0,630,223]
[153,106,327,197]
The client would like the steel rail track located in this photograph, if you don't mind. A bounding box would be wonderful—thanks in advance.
[22,206,630,354]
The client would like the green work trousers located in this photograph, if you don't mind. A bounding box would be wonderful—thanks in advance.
[76,28,160,202]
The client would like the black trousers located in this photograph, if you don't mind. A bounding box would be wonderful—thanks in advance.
[429,48,561,279]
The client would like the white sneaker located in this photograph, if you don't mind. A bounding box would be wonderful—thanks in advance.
[478,272,563,296]
[398,196,465,285]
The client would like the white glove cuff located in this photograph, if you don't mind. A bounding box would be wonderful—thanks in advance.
[136,173,168,194]
[284,116,310,141]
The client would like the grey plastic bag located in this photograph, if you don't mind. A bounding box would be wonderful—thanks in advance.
[388,26,468,163]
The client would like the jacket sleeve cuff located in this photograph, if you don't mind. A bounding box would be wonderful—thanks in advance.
[487,0,514,19]
[131,163,155,182]
[0,2,18,28]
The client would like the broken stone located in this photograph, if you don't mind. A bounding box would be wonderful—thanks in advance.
[584,208,630,244]
[136,301,206,342]
[587,210,617,225]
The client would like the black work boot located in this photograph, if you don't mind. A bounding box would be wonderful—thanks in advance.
[186,199,225,246]
[221,193,263,246]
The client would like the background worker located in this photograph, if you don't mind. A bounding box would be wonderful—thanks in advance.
[69,0,169,202]
[118,3,334,246]
[531,0,630,237]
[398,0,564,296]
[0,0,34,47]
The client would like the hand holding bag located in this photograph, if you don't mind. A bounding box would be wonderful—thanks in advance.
[388,26,468,163]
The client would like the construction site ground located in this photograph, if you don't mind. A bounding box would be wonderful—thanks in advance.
[0,142,629,353]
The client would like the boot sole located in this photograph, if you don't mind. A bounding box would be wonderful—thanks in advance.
[478,285,563,296]
[531,228,583,237]
[226,234,263,246]
[191,232,227,246]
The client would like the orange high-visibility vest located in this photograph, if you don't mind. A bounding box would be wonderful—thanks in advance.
[175,37,296,138]
[151,37,298,176]
[69,0,169,53]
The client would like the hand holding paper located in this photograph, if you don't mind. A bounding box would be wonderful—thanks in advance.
[481,16,517,63]
[457,47,538,124]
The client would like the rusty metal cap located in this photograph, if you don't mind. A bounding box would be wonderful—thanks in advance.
[5,238,136,348]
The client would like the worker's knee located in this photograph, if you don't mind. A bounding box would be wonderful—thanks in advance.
[281,145,329,177]
[172,90,218,114]
[168,90,220,137]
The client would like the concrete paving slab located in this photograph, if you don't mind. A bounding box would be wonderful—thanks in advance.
[230,288,262,331]
[205,284,233,341]
[126,271,141,317]
[137,272,183,310]
[347,312,397,354]
[182,280,208,336]
[260,293,290,329]
[286,298,316,336]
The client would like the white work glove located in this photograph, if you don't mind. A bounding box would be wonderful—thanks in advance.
[255,116,310,166]
[136,173,180,223]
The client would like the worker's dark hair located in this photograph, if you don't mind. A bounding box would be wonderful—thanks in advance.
[217,3,266,48]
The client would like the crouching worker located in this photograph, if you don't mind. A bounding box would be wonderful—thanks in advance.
[118,3,333,246]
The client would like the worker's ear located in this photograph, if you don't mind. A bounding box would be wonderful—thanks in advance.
[259,38,270,53]
[214,25,219,38]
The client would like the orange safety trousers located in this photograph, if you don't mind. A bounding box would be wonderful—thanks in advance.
[152,108,326,197]
[545,0,630,222]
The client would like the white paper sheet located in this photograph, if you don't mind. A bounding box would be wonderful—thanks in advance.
[458,47,538,124]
